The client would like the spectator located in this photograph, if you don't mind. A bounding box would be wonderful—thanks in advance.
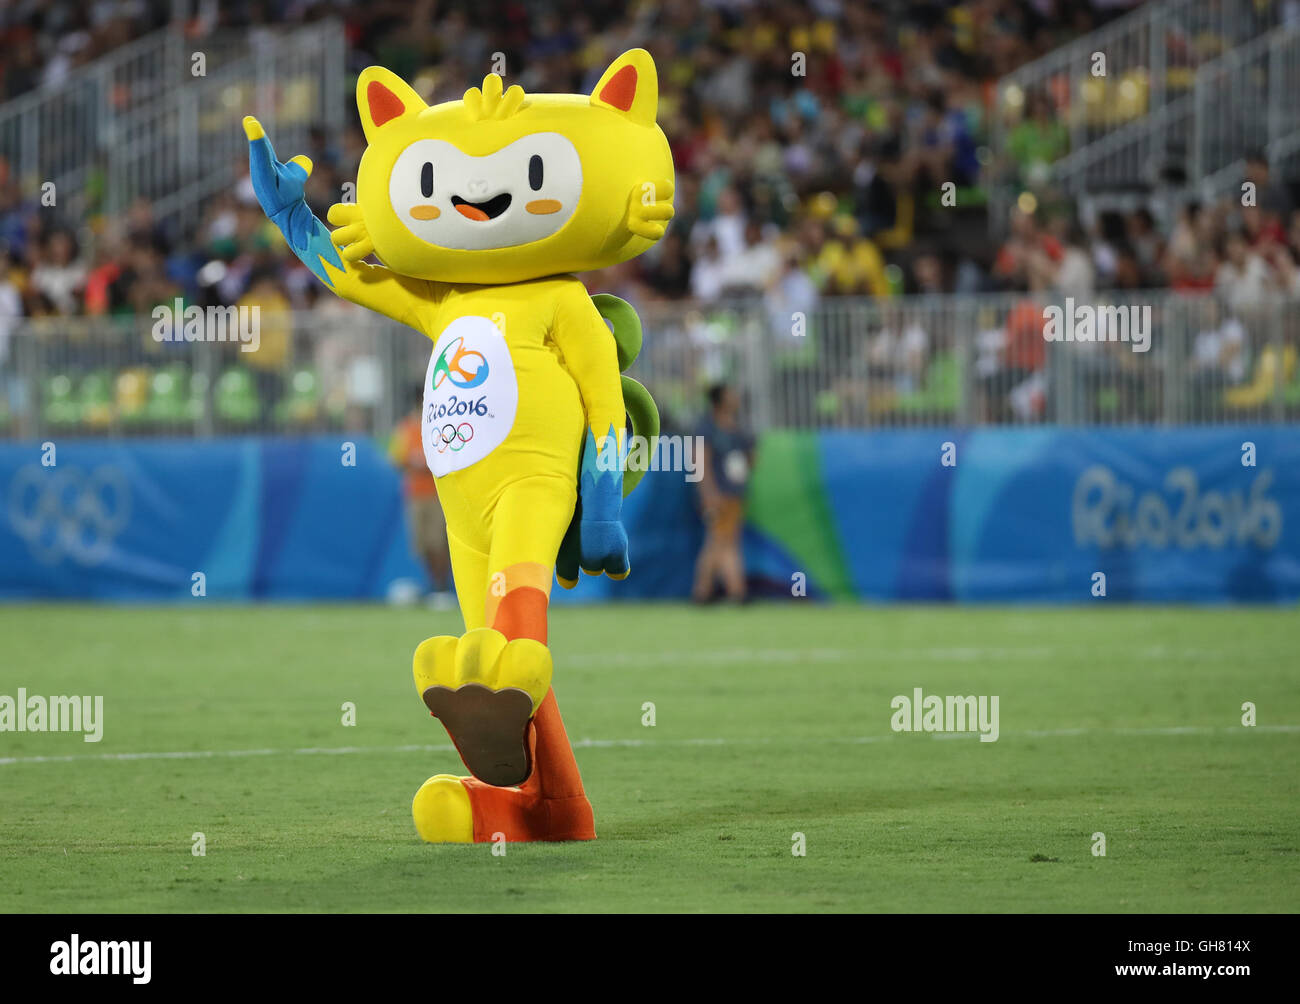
[29,230,86,315]
[719,219,781,295]
[1215,232,1273,312]
[389,386,454,606]
[237,269,293,426]
[1188,300,1247,412]
[1006,91,1069,188]
[692,383,754,604]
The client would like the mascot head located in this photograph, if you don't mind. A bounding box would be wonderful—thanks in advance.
[351,49,674,284]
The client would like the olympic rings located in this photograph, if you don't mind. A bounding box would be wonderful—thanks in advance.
[434,422,475,453]
[7,464,131,566]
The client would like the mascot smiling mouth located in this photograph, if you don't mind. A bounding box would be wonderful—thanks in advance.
[451,192,513,221]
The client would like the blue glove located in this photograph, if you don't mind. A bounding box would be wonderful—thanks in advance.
[573,425,629,581]
[242,115,344,287]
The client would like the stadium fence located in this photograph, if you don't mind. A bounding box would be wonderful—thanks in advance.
[1,289,1297,441]
[0,21,346,237]
[989,1,1298,227]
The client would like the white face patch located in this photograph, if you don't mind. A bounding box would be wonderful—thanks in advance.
[390,133,582,251]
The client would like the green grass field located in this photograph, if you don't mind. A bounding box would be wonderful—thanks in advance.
[1,603,1296,913]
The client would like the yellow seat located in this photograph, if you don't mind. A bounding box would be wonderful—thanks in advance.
[1224,346,1298,409]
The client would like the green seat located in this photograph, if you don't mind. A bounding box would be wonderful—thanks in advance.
[814,389,841,420]
[1285,368,1300,407]
[43,375,81,427]
[79,371,115,429]
[145,364,193,424]
[215,368,260,425]
[896,351,960,414]
[186,371,209,422]
[275,368,320,425]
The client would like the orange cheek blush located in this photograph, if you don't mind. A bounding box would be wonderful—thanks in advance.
[410,205,441,220]
[525,199,562,215]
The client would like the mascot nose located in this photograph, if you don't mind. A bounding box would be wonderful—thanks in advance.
[466,179,489,197]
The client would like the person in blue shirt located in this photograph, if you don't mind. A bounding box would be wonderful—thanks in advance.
[692,382,754,603]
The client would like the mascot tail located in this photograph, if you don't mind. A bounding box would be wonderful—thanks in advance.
[592,293,659,497]
[555,294,658,584]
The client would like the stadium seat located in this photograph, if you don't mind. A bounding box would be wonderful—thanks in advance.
[1224,346,1299,410]
[896,351,961,415]
[115,368,152,425]
[1286,367,1300,408]
[214,368,261,425]
[42,375,81,427]
[79,371,115,429]
[145,365,194,426]
[276,368,321,425]
[186,371,210,422]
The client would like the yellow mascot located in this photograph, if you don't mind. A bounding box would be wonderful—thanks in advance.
[243,50,673,842]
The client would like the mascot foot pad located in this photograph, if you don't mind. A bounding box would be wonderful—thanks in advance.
[423,684,533,786]
[413,628,553,787]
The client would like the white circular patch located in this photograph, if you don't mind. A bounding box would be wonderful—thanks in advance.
[724,450,750,485]
[421,315,518,476]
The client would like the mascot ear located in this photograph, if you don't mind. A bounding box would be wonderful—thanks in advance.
[356,66,427,143]
[589,49,658,126]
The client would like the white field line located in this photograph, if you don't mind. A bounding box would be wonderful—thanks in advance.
[1,725,1297,767]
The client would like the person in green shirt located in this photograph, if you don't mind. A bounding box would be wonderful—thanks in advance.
[1007,92,1069,187]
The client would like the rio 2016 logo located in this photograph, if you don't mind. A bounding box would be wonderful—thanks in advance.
[431,336,488,390]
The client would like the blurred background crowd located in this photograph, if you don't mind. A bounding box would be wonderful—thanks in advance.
[2,0,1298,435]
[1,0,1155,321]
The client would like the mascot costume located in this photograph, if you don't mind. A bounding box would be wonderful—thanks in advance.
[242,50,673,843]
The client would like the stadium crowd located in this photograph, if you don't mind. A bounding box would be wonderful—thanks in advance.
[3,0,1294,430]
[1,0,1142,320]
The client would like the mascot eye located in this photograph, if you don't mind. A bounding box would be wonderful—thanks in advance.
[420,162,434,198]
[528,154,543,191]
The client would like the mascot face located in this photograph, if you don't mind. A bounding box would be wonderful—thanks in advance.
[353,50,674,284]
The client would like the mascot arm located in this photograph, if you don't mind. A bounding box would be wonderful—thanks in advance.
[242,116,433,327]
[552,282,630,582]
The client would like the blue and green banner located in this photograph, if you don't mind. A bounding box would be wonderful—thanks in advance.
[745,426,1300,603]
[1,427,1296,603]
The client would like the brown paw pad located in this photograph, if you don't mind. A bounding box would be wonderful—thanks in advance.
[423,684,533,787]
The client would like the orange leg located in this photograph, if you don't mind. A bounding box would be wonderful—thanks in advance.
[462,690,595,842]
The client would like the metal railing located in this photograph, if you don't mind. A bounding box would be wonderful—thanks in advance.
[1,291,1296,441]
[989,0,1283,226]
[1192,26,1300,202]
[0,21,345,234]
[1052,25,1300,205]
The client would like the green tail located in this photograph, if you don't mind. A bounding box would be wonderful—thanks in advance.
[591,293,659,497]
[555,294,659,584]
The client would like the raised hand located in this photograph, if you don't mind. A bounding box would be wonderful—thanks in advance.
[243,116,313,220]
[242,115,343,285]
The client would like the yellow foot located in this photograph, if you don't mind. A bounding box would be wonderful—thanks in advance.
[412,628,552,787]
[412,774,473,843]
